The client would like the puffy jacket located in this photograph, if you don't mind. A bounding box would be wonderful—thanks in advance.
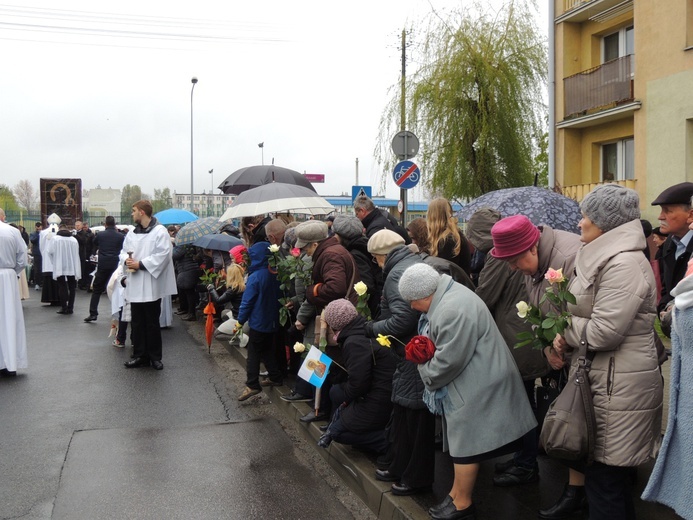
[335,316,397,433]
[172,245,201,290]
[467,208,550,380]
[364,245,424,409]
[236,241,280,333]
[563,219,663,467]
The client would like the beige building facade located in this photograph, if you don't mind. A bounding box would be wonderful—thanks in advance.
[554,0,693,221]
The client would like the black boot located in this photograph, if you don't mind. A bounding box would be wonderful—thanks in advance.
[538,484,586,519]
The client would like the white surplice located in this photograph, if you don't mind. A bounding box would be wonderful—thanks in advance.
[0,221,28,372]
[46,234,81,280]
[121,224,177,303]
[39,226,58,273]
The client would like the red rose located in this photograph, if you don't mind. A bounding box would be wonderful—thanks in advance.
[405,335,436,364]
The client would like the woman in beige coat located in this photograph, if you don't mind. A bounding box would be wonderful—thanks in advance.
[554,184,663,520]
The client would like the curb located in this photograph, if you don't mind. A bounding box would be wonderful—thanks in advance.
[220,336,429,520]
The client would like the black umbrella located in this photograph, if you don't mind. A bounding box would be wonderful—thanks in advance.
[217,165,316,195]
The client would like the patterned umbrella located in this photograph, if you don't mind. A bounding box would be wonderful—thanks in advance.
[175,217,227,246]
[457,186,582,234]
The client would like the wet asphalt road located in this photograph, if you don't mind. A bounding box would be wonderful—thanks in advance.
[0,291,365,520]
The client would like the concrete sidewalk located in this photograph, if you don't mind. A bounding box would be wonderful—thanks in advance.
[214,328,681,520]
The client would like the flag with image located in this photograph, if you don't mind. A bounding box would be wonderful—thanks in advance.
[298,346,332,388]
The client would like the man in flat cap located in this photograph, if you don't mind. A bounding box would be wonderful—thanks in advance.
[651,182,693,324]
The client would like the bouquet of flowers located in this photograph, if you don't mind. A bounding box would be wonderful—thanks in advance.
[515,268,575,350]
[268,245,312,326]
[405,335,436,364]
[199,266,224,289]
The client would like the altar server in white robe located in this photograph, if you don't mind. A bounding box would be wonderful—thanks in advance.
[0,208,28,376]
[122,200,177,371]
[46,225,81,314]
[39,213,61,305]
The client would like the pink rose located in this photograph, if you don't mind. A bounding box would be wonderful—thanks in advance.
[545,268,565,285]
[291,247,301,258]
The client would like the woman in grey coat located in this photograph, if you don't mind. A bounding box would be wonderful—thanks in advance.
[399,263,536,520]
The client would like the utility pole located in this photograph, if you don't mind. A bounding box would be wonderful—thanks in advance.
[399,29,408,228]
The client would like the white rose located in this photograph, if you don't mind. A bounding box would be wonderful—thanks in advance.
[354,281,368,296]
[516,301,530,319]
[293,342,306,353]
[268,244,280,253]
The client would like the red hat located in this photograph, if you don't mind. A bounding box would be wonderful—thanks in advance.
[229,245,248,265]
[489,215,540,259]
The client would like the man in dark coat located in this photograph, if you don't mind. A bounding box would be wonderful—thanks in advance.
[354,195,409,243]
[85,216,125,322]
[74,220,94,289]
[651,182,693,328]
[29,222,43,289]
[318,299,397,454]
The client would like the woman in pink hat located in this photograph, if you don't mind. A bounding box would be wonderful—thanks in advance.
[490,214,586,519]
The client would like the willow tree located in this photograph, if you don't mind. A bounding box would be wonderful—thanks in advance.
[375,1,547,200]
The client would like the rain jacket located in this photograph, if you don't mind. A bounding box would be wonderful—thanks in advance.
[236,241,280,333]
[467,208,550,380]
[563,219,663,467]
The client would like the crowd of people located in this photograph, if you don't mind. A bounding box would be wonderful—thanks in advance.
[2,183,693,520]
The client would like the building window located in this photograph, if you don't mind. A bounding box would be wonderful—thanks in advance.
[602,26,634,63]
[601,138,634,181]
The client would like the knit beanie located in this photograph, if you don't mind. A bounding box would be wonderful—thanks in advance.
[399,263,441,302]
[367,229,405,255]
[332,216,364,241]
[229,245,248,266]
[324,299,359,331]
[489,215,541,259]
[580,184,640,232]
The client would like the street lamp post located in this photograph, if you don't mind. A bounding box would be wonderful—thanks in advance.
[208,168,214,217]
[190,77,198,213]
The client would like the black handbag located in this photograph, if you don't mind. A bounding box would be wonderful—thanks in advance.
[539,330,597,465]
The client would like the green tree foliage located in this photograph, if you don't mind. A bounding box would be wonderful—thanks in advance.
[152,187,173,213]
[375,1,547,200]
[0,184,21,211]
[120,184,142,215]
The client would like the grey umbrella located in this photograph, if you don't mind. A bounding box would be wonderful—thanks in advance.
[217,165,316,195]
[457,186,582,233]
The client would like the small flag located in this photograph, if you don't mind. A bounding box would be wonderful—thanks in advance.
[298,346,332,388]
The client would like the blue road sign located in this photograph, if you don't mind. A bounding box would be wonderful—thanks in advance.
[392,161,420,189]
[352,185,372,202]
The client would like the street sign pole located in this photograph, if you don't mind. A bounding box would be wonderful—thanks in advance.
[401,133,407,227]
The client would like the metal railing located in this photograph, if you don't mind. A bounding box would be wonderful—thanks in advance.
[564,0,590,12]
[562,179,637,202]
[564,55,634,118]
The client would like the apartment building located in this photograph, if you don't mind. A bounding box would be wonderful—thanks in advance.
[553,0,693,219]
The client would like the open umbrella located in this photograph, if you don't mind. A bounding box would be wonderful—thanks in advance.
[457,186,582,233]
[192,233,243,251]
[175,217,228,246]
[219,183,334,220]
[154,208,199,225]
[217,165,316,195]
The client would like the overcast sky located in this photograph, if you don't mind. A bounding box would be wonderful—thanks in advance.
[1,1,548,202]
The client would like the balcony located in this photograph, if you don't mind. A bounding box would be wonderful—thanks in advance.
[562,179,637,202]
[563,55,634,119]
[557,0,633,23]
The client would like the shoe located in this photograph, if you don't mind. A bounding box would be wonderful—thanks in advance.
[56,309,70,315]
[34,284,40,291]
[180,313,197,321]
[124,357,150,368]
[259,378,283,387]
[430,501,476,520]
[112,340,125,348]
[317,433,333,448]
[538,484,587,519]
[494,457,515,474]
[280,392,312,403]
[391,482,431,496]
[84,315,97,322]
[429,495,454,516]
[238,386,261,401]
[375,469,398,482]
[174,309,187,315]
[150,360,164,370]
[300,410,329,423]
[318,424,329,432]
[492,464,539,487]
[0,368,17,377]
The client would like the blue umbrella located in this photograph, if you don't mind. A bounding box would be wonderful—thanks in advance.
[192,233,243,251]
[154,208,199,225]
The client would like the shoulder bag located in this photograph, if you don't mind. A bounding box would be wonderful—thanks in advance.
[539,329,597,465]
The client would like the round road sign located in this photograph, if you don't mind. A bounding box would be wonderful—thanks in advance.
[391,131,420,160]
[392,160,420,190]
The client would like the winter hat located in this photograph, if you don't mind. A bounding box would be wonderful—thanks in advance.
[367,229,405,255]
[295,220,328,248]
[581,184,640,232]
[651,182,693,206]
[489,215,541,259]
[332,216,364,241]
[399,263,441,302]
[229,245,248,266]
[324,299,359,331]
